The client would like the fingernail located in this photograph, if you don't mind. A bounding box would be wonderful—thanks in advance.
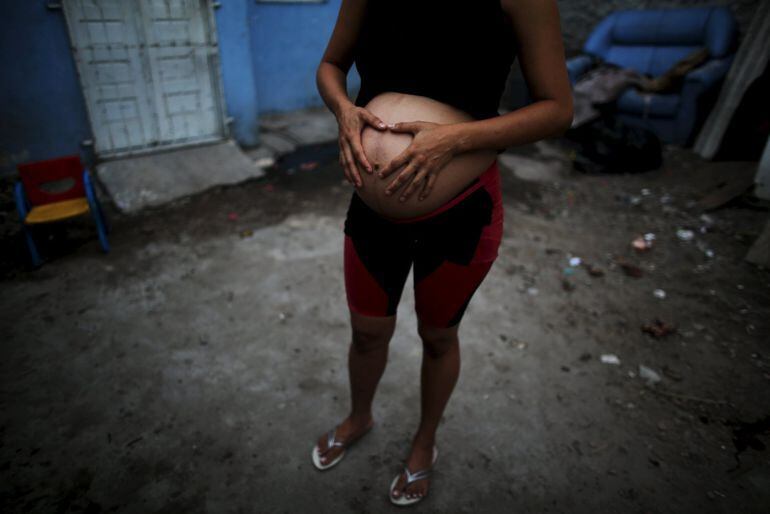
[378,122,386,129]
[385,190,391,195]
[387,123,396,129]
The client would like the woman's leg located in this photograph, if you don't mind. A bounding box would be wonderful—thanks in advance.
[315,310,397,465]
[391,182,502,500]
[389,320,461,500]
[316,191,413,465]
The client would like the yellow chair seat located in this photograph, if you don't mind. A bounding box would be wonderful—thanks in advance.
[25,198,90,224]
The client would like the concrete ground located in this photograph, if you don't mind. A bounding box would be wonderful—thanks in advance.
[1,136,769,513]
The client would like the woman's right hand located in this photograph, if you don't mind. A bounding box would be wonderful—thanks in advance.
[336,104,387,187]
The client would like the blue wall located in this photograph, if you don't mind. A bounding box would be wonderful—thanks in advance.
[249,0,361,114]
[215,0,260,146]
[0,3,92,176]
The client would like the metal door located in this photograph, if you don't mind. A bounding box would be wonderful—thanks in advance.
[63,0,226,156]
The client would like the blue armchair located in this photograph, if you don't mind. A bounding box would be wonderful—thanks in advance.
[567,6,737,145]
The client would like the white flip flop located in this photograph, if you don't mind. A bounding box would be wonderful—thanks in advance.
[389,445,439,506]
[311,423,372,471]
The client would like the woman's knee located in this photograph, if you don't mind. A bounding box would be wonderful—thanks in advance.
[418,321,459,358]
[350,311,395,352]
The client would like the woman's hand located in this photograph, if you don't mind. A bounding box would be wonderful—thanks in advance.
[336,104,387,187]
[378,121,460,201]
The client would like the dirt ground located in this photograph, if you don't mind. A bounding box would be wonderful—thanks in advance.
[1,138,769,513]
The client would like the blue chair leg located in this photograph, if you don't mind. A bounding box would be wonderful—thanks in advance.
[14,181,42,268]
[83,170,110,253]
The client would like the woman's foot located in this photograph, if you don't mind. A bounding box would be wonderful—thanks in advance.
[390,440,436,501]
[314,413,375,467]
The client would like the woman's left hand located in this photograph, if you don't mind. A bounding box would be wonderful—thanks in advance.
[378,121,460,201]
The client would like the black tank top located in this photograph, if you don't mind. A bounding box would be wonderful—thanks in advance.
[353,0,517,122]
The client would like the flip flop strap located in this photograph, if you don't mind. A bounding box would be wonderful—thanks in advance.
[404,466,432,484]
[326,427,345,449]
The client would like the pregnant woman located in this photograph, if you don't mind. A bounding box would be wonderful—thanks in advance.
[312,0,573,505]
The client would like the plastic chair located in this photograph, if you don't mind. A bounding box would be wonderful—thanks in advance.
[14,155,110,267]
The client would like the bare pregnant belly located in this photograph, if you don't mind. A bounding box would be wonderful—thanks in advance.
[356,92,497,219]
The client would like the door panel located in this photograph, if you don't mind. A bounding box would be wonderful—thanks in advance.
[63,0,224,156]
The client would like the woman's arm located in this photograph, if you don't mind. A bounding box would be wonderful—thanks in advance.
[451,0,574,153]
[380,0,574,200]
[317,0,386,187]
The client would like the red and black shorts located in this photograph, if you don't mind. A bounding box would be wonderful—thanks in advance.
[343,159,503,328]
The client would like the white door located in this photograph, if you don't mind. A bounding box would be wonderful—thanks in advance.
[63,0,226,156]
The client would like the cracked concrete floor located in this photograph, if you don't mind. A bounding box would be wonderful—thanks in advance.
[1,140,769,513]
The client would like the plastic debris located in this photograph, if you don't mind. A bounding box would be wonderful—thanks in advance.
[632,236,649,252]
[632,233,655,252]
[638,364,662,385]
[601,354,621,365]
[299,160,319,171]
[653,289,667,299]
[583,262,605,277]
[676,229,695,241]
[569,256,582,267]
[642,319,676,338]
[614,256,643,278]
[563,267,576,276]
